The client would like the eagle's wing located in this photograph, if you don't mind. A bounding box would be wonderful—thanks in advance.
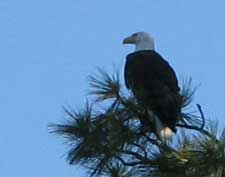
[124,51,180,94]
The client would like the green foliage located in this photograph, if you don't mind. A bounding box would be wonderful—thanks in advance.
[50,69,225,177]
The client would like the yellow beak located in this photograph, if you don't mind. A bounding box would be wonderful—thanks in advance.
[122,36,136,44]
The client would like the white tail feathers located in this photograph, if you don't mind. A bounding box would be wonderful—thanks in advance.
[159,127,174,142]
[147,110,174,142]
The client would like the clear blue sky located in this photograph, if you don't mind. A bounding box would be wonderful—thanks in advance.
[0,0,225,177]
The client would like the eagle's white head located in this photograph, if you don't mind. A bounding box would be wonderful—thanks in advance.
[123,32,155,52]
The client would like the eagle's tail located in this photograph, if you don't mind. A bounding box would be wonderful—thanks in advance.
[148,110,174,142]
[159,126,173,142]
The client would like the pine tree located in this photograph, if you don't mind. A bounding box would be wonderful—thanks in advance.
[50,69,225,177]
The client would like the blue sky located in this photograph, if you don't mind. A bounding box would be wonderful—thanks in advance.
[0,0,225,177]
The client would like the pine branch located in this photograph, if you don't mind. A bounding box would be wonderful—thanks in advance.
[88,68,121,101]
[50,70,225,177]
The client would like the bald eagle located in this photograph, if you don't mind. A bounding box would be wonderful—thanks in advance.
[123,32,182,141]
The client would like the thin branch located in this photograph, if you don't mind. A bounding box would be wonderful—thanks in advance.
[117,93,143,118]
[196,104,205,129]
[176,123,216,140]
[131,143,148,159]
[115,155,143,166]
[121,150,147,161]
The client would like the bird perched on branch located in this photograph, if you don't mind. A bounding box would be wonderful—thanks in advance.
[123,32,182,141]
